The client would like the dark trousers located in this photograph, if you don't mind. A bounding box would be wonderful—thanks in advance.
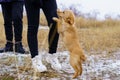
[1,1,23,42]
[25,0,59,58]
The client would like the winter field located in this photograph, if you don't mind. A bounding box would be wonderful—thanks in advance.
[0,51,120,80]
[0,13,120,80]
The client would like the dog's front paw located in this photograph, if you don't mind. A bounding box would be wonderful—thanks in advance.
[52,17,59,22]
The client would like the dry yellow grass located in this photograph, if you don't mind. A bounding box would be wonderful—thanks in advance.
[0,12,120,52]
[40,13,48,26]
[75,17,120,28]
[78,25,120,52]
[0,13,5,47]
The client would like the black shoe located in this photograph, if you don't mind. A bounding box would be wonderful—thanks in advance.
[0,43,13,53]
[15,42,25,54]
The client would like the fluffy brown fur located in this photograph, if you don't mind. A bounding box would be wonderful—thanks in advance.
[53,9,86,78]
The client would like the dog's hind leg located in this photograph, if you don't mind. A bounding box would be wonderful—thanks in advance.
[77,62,83,76]
[71,64,79,79]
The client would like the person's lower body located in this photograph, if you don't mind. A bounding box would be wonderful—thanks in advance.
[25,0,47,72]
[0,1,25,54]
[42,0,62,71]
[25,0,61,72]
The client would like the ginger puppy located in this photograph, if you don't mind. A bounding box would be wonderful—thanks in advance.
[53,10,86,78]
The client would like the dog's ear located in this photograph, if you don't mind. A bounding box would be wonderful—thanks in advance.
[66,16,75,25]
[65,10,75,25]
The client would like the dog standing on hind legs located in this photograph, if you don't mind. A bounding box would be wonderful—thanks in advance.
[53,9,86,78]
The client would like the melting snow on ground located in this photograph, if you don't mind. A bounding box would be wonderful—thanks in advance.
[0,51,120,80]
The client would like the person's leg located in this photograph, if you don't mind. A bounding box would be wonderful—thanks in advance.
[12,1,23,42]
[1,3,13,42]
[42,0,59,54]
[25,0,40,58]
[0,3,13,53]
[25,0,47,72]
[42,0,61,71]
[12,1,25,53]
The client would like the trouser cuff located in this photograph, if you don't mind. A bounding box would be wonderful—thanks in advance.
[49,47,57,54]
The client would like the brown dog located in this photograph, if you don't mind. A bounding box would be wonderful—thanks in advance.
[53,9,86,78]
